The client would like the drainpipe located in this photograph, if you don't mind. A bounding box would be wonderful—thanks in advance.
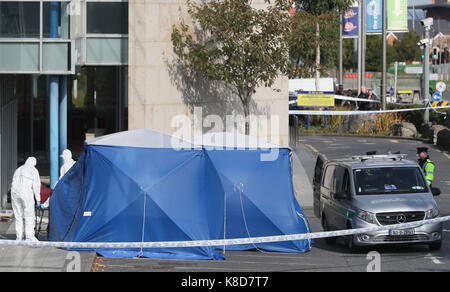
[49,2,59,188]
[59,75,67,168]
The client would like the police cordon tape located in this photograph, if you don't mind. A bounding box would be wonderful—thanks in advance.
[1,215,449,249]
[290,95,449,107]
[289,105,450,116]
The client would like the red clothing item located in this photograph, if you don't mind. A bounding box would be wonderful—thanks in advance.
[40,185,53,204]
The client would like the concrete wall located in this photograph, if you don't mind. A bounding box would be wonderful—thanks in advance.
[128,0,289,146]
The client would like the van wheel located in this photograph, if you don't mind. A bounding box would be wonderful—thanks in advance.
[429,241,442,251]
[322,216,336,245]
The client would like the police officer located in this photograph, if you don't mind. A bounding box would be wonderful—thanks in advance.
[417,147,435,187]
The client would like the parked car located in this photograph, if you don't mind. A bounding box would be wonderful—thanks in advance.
[313,153,442,252]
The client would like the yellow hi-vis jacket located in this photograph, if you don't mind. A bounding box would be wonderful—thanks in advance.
[423,159,435,186]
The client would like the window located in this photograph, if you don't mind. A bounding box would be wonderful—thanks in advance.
[353,167,428,196]
[322,165,335,189]
[342,169,350,197]
[332,166,344,193]
[0,2,40,38]
[0,1,72,74]
[87,2,128,34]
[43,2,70,39]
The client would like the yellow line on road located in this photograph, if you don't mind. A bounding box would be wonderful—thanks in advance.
[444,152,450,160]
[305,144,319,154]
[390,139,399,143]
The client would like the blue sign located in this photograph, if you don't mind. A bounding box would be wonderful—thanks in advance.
[366,0,382,34]
[390,87,394,96]
[432,92,442,102]
[343,7,359,38]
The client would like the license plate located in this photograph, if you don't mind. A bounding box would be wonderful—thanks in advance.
[389,228,415,236]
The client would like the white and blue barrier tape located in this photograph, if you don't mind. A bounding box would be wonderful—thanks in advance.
[289,105,450,116]
[2,215,449,249]
[290,95,449,107]
[290,95,381,105]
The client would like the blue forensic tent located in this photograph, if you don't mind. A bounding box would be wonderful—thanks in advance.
[49,129,312,259]
[193,132,313,253]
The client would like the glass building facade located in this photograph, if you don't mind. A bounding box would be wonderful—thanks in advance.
[0,0,129,200]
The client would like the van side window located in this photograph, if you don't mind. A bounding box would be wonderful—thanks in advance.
[323,165,335,189]
[332,166,351,199]
[333,166,345,194]
[342,169,351,199]
[314,154,326,185]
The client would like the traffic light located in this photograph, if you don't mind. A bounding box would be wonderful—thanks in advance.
[444,47,449,63]
[432,47,438,61]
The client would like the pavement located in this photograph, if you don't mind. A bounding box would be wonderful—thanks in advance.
[0,206,96,272]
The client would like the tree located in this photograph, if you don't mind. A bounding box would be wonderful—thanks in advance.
[293,0,352,89]
[393,30,422,62]
[343,36,396,72]
[289,10,340,79]
[365,35,396,72]
[171,0,291,135]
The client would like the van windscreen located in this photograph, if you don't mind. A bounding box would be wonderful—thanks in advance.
[353,167,428,195]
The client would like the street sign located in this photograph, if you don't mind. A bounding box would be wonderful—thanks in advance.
[404,66,423,74]
[436,81,447,94]
[432,92,441,102]
[297,91,335,107]
[431,101,448,107]
[430,74,439,81]
[390,87,394,96]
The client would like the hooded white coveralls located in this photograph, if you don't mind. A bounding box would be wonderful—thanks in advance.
[43,149,76,209]
[59,149,76,180]
[10,157,41,241]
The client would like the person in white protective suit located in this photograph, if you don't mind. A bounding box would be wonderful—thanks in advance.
[10,157,42,241]
[42,149,76,209]
[59,149,76,180]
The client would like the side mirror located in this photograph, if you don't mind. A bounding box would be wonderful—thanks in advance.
[431,187,441,197]
[334,191,347,200]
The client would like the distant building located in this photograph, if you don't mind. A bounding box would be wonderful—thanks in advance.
[386,32,398,46]
[0,1,288,208]
[413,1,450,36]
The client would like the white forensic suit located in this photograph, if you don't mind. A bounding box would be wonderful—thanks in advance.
[59,149,76,180]
[10,157,41,241]
[43,149,76,209]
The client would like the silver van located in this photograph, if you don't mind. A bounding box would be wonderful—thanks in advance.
[313,153,442,252]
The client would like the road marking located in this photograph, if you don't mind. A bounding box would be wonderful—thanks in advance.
[390,139,399,143]
[305,144,319,154]
[443,229,450,233]
[425,254,444,265]
[443,152,450,160]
